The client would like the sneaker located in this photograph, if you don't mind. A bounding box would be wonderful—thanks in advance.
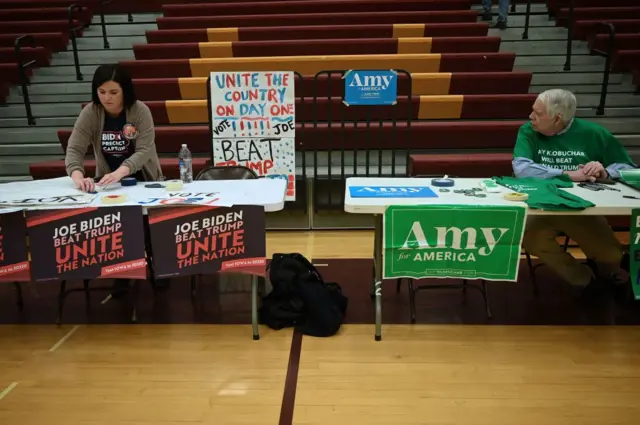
[493,21,507,30]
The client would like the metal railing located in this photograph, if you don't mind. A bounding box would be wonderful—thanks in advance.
[311,69,413,212]
[594,23,616,116]
[522,0,533,40]
[98,0,133,49]
[69,4,85,80]
[14,35,37,126]
[563,0,575,71]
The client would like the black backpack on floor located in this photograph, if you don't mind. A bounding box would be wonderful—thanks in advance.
[259,253,348,337]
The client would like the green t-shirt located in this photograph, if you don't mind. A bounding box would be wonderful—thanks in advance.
[494,175,595,211]
[513,118,634,172]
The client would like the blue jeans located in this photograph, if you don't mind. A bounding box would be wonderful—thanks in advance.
[482,0,510,23]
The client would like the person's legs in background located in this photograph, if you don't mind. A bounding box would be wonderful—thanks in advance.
[481,0,493,21]
[522,215,627,301]
[481,0,511,30]
[496,0,511,29]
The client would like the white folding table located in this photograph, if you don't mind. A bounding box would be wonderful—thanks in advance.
[344,177,640,340]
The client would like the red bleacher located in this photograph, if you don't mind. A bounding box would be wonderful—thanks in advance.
[0,0,95,105]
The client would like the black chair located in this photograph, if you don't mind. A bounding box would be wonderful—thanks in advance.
[395,174,492,322]
[192,165,266,339]
[195,165,258,181]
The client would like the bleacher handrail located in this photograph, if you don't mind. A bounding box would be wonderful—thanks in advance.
[522,0,533,40]
[594,22,616,116]
[68,4,85,81]
[14,35,37,126]
[563,0,575,71]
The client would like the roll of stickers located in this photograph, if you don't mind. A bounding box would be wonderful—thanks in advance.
[165,180,184,191]
[431,174,455,187]
[504,192,529,201]
[121,177,137,187]
[102,194,127,204]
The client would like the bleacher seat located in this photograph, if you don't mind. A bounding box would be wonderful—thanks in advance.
[556,7,640,27]
[0,7,93,24]
[121,52,516,78]
[99,94,534,125]
[0,20,85,36]
[131,72,533,101]
[0,32,69,52]
[156,10,479,30]
[409,153,513,177]
[145,23,491,44]
[29,158,211,180]
[133,36,503,60]
[611,50,640,73]
[589,34,640,55]
[160,0,474,17]
[572,20,640,40]
[0,46,51,67]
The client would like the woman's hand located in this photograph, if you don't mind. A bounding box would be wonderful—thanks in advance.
[98,165,130,187]
[71,170,95,192]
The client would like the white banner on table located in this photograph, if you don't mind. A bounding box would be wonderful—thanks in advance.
[135,191,234,207]
[0,192,97,207]
[212,137,295,200]
[209,71,295,138]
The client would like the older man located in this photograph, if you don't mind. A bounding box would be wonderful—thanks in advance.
[512,89,635,299]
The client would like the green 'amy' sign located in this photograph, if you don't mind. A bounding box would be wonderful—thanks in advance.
[383,205,527,281]
[629,209,640,300]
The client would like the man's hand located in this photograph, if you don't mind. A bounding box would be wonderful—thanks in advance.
[98,166,130,187]
[71,170,95,192]
[564,169,596,182]
[580,161,607,178]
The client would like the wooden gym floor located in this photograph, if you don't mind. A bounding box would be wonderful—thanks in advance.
[1,230,640,424]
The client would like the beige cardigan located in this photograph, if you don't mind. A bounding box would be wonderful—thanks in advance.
[65,100,164,181]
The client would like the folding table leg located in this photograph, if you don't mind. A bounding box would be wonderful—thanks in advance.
[13,282,24,312]
[251,275,260,340]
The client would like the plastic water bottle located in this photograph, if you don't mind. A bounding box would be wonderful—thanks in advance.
[178,144,193,183]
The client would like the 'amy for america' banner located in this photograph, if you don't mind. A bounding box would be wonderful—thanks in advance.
[0,210,30,282]
[148,205,266,279]
[26,206,147,281]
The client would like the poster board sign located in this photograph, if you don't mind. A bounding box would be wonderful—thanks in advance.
[343,69,398,106]
[148,205,266,279]
[0,192,97,207]
[383,205,526,281]
[26,206,147,282]
[0,210,30,282]
[210,71,295,138]
[209,71,296,201]
[136,191,233,207]
[212,137,295,200]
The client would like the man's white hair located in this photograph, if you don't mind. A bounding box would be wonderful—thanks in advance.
[537,89,577,124]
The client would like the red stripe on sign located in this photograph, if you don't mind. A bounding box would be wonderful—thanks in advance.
[221,257,266,272]
[100,258,147,279]
[0,261,31,282]
[26,208,98,227]
[148,205,220,224]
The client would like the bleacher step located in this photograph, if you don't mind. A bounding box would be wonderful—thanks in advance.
[50,49,135,66]
[77,35,148,50]
[0,117,77,128]
[0,143,62,156]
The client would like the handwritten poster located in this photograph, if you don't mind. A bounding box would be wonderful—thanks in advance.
[0,210,30,282]
[209,71,297,201]
[213,137,295,199]
[136,191,233,207]
[210,71,295,138]
[148,205,266,278]
[26,206,147,282]
[0,193,97,207]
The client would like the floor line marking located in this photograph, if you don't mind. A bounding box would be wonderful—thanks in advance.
[0,382,18,401]
[49,325,79,352]
[312,263,329,267]
[278,329,303,425]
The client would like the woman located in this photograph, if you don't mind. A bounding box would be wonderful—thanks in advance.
[65,64,166,298]
[65,64,163,191]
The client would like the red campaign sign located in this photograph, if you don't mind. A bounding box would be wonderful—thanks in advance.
[0,211,30,282]
[25,206,147,282]
[147,205,266,279]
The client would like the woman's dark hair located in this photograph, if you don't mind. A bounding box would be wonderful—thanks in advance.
[91,64,137,108]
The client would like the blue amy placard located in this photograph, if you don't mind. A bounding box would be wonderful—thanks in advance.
[343,70,398,106]
[349,186,438,198]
